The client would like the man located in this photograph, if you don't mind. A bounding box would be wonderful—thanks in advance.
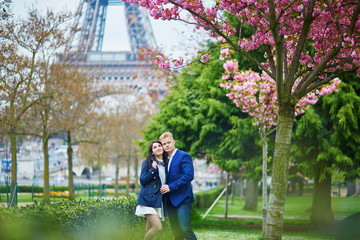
[159,132,197,240]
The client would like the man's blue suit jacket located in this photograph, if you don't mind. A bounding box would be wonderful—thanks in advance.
[166,149,195,207]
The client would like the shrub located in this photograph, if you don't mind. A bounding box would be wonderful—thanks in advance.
[189,187,223,227]
[0,198,147,240]
[0,184,112,194]
[0,185,69,193]
[194,187,223,210]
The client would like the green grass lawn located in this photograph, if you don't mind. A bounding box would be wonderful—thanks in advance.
[2,192,358,239]
[198,194,360,220]
[190,194,360,239]
[193,228,333,240]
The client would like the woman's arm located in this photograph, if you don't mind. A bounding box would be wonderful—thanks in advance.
[139,160,158,186]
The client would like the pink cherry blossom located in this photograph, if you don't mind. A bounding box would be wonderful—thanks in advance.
[173,56,184,67]
[159,60,170,70]
[207,163,222,173]
[220,69,341,132]
[200,54,211,63]
[128,0,359,83]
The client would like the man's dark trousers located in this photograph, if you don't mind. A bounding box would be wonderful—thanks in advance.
[167,201,197,240]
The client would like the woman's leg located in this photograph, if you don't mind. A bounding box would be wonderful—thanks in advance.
[144,214,162,240]
[145,219,151,234]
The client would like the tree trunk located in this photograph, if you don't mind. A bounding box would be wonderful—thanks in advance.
[261,131,268,237]
[67,130,75,201]
[265,109,294,240]
[126,146,131,196]
[134,153,139,195]
[239,176,244,202]
[289,179,297,194]
[225,172,229,218]
[98,154,102,198]
[244,179,258,211]
[10,128,17,207]
[114,154,120,198]
[231,177,236,204]
[43,137,50,204]
[298,178,304,196]
[311,171,334,226]
[346,182,356,197]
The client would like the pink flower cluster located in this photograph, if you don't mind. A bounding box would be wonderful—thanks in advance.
[220,66,341,131]
[173,56,184,67]
[200,54,211,63]
[123,0,360,78]
[207,163,222,173]
[220,69,278,131]
[155,55,170,70]
[229,1,360,76]
[155,55,184,69]
[294,78,341,115]
[220,48,230,61]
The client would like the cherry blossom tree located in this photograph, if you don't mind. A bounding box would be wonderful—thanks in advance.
[220,69,340,234]
[122,0,360,238]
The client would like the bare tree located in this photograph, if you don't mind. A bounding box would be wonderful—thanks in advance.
[0,7,73,206]
[79,111,112,198]
[52,63,102,201]
[105,91,154,196]
[81,88,155,197]
[20,62,94,203]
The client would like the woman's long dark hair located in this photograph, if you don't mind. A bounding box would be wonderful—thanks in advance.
[145,140,168,170]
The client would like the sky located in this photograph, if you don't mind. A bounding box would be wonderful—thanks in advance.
[12,0,203,59]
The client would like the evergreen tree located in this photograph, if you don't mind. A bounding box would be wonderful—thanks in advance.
[292,74,360,226]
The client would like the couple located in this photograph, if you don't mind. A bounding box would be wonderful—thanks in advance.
[135,132,197,240]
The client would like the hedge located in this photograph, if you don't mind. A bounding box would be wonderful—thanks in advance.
[0,184,127,193]
[0,184,222,210]
[0,198,153,240]
[0,187,222,239]
[0,185,69,193]
[193,186,223,210]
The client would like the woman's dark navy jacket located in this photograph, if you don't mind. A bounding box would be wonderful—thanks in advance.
[136,159,163,208]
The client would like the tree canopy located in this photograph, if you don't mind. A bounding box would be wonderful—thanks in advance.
[123,1,360,237]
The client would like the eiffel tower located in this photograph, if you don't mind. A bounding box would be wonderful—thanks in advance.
[68,0,165,97]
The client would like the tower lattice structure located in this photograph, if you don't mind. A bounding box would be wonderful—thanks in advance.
[68,0,165,96]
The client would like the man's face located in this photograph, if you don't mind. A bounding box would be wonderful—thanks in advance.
[161,137,175,154]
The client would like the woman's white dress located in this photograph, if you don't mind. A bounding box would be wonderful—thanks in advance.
[135,160,166,221]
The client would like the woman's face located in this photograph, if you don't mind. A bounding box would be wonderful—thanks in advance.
[152,142,164,156]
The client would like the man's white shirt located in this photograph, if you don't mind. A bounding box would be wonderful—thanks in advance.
[167,148,178,172]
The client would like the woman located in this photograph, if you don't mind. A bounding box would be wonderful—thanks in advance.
[135,140,168,240]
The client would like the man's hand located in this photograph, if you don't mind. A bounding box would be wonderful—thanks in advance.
[160,184,170,194]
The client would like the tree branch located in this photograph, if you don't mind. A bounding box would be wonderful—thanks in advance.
[266,126,277,136]
[275,0,298,24]
[268,0,285,97]
[264,44,276,74]
[167,0,274,78]
[302,74,340,97]
[56,133,100,145]
[286,0,315,90]
[324,0,344,36]
[15,94,52,122]
[347,1,360,36]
